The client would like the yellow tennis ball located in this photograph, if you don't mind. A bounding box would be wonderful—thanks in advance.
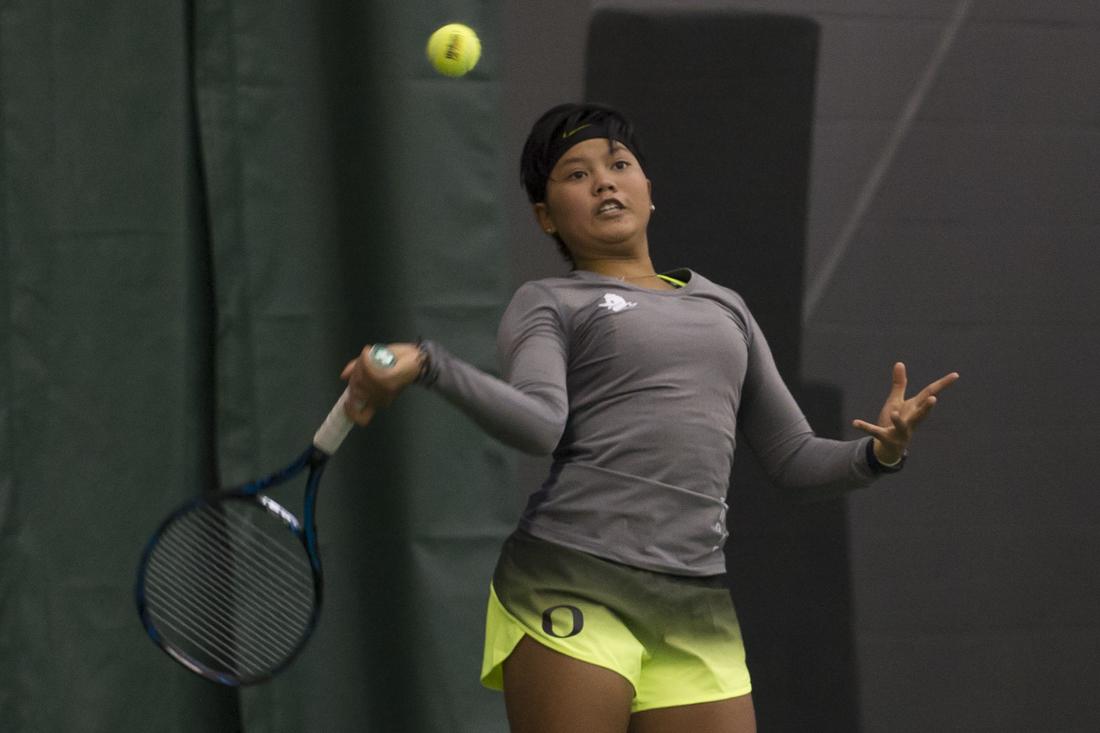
[426,23,481,78]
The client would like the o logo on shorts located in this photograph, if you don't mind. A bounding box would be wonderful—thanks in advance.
[541,605,584,638]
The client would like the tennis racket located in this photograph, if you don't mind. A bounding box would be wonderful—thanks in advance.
[135,344,396,686]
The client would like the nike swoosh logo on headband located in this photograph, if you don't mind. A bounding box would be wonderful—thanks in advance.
[562,123,592,138]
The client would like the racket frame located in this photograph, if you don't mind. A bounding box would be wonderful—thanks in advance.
[136,344,392,685]
[134,446,329,686]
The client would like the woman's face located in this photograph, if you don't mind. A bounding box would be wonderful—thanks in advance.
[535,138,652,262]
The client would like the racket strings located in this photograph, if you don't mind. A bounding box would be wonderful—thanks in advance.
[147,509,314,676]
[145,538,306,663]
[169,511,315,607]
[142,500,318,681]
[146,546,307,677]
[145,552,308,662]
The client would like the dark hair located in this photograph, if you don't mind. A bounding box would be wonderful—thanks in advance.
[519,103,647,264]
[520,102,646,204]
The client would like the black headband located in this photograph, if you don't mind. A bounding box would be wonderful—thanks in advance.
[545,121,620,173]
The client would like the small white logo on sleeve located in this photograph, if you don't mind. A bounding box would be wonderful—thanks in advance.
[597,293,637,313]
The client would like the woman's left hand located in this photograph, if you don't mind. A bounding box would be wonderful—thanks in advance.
[852,362,960,464]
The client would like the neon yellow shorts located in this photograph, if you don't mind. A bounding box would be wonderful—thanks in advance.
[480,530,751,713]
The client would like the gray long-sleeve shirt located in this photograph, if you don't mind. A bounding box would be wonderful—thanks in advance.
[420,268,877,576]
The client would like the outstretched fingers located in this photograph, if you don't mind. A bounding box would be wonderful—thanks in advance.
[851,417,888,439]
[908,372,959,425]
[852,367,960,446]
[920,371,961,400]
[888,362,908,402]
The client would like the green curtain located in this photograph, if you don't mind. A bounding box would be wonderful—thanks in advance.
[0,1,513,730]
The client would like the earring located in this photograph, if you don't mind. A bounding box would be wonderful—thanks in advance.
[650,204,656,212]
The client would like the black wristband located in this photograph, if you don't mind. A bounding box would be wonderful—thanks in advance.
[415,338,437,386]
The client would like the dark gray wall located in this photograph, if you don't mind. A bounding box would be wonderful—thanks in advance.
[503,1,1100,731]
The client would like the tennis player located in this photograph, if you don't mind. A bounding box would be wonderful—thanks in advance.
[342,103,959,733]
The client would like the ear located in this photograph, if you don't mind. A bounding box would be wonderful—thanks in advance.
[533,202,556,235]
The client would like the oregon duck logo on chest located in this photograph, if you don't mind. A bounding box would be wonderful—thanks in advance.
[596,292,637,313]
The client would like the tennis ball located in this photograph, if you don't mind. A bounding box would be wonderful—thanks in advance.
[426,23,481,78]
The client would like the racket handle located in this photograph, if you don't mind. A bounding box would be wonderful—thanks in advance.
[313,346,395,454]
[313,388,357,455]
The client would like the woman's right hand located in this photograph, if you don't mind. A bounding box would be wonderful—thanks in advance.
[341,342,424,425]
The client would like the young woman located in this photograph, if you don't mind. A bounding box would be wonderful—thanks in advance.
[341,103,959,733]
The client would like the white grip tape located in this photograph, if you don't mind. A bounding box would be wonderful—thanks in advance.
[313,388,356,455]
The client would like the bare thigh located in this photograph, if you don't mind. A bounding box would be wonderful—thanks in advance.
[503,635,635,733]
[628,694,757,733]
